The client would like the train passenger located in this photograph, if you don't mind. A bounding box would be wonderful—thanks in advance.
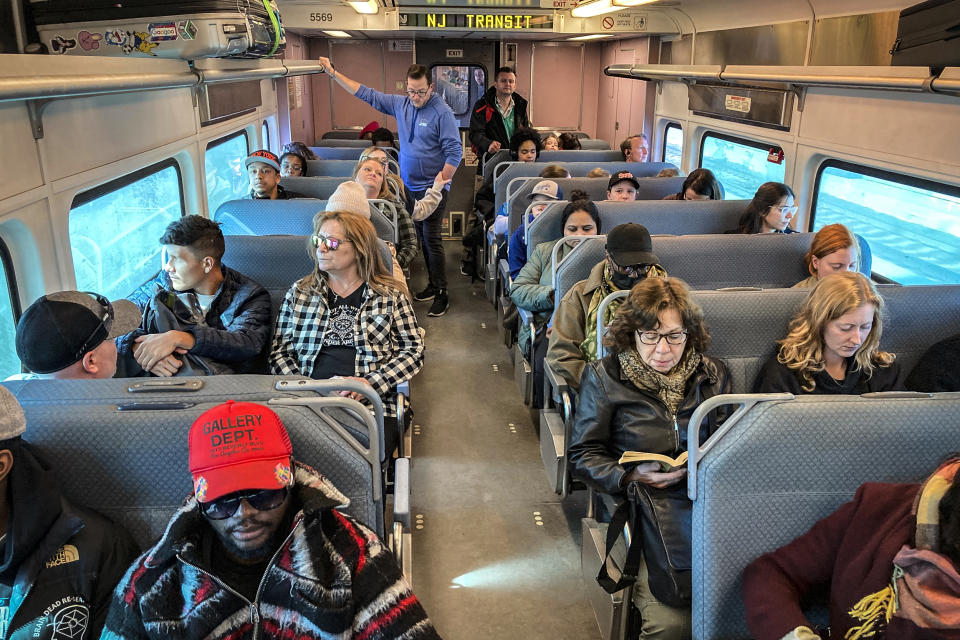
[359,120,379,140]
[569,277,731,638]
[508,180,563,279]
[371,127,397,150]
[281,141,318,160]
[559,132,582,150]
[905,333,960,392]
[100,400,440,640]
[588,167,611,178]
[511,192,601,406]
[245,150,305,200]
[542,132,560,151]
[736,182,798,233]
[743,455,960,640]
[620,133,649,163]
[657,168,680,178]
[540,164,572,179]
[753,272,901,394]
[351,157,419,272]
[607,171,640,201]
[547,223,667,392]
[662,168,723,201]
[469,66,530,172]
[118,216,272,377]
[14,290,141,379]
[318,58,461,318]
[0,387,139,640]
[279,151,306,177]
[477,127,542,232]
[794,223,860,288]
[269,211,423,457]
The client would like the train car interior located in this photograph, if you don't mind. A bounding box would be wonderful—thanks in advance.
[1,0,959,637]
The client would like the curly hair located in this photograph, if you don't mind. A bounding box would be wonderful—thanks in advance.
[777,271,895,391]
[510,127,542,157]
[604,277,711,356]
[737,182,795,234]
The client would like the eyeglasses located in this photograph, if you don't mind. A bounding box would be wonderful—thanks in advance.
[311,234,350,251]
[362,155,389,166]
[612,262,654,278]
[200,487,289,520]
[776,205,799,215]
[73,292,113,360]
[636,330,688,346]
[406,88,429,97]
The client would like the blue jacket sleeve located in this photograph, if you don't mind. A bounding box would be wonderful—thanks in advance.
[438,108,463,169]
[354,85,402,118]
[508,227,527,280]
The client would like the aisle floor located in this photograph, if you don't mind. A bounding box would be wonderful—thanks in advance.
[408,241,597,639]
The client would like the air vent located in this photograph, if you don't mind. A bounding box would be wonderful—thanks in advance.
[688,83,794,131]
[199,81,262,126]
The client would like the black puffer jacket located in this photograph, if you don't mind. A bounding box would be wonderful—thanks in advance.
[569,354,732,495]
[468,87,529,157]
[0,443,139,640]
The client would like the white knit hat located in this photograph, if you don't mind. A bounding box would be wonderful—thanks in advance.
[0,386,25,440]
[326,182,371,218]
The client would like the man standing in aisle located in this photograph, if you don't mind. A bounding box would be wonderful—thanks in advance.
[318,57,461,317]
[468,66,529,173]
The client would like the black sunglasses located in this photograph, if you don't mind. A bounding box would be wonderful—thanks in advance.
[70,291,113,361]
[199,487,289,520]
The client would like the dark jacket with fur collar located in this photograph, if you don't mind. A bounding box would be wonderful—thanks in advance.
[100,462,440,640]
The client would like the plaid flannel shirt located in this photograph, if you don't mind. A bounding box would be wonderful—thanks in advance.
[269,280,423,416]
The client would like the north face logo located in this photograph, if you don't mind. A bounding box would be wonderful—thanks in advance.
[45,545,79,568]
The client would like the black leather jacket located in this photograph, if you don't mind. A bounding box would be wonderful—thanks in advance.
[569,353,732,495]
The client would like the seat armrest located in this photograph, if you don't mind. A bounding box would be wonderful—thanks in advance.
[545,363,569,406]
[391,457,410,563]
[498,258,511,294]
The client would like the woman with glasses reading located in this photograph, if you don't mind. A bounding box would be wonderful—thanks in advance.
[569,276,731,638]
[753,272,900,394]
[735,182,799,234]
[269,211,423,458]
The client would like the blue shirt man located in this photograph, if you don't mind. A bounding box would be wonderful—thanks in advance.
[317,57,461,316]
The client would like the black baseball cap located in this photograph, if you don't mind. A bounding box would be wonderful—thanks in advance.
[606,223,658,266]
[607,171,640,190]
[16,291,142,374]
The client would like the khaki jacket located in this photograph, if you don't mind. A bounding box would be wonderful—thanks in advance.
[545,260,606,392]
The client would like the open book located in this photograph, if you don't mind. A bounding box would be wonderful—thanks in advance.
[618,450,688,472]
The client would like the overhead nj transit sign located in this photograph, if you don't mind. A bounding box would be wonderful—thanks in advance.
[397,11,554,30]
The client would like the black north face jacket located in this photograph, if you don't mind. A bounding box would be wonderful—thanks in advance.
[0,443,139,640]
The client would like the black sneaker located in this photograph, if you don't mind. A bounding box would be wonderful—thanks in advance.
[428,289,449,317]
[414,284,438,302]
[460,260,473,277]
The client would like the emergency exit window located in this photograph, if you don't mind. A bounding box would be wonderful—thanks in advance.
[431,65,486,127]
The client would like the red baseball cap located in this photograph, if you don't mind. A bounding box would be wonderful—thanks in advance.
[189,401,294,503]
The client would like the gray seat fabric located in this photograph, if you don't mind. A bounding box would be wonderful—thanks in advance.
[493,162,677,216]
[280,176,350,200]
[527,199,747,258]
[482,149,513,184]
[578,139,611,150]
[305,160,358,177]
[691,392,960,639]
[538,150,624,163]
[311,147,365,160]
[214,199,396,244]
[14,397,382,549]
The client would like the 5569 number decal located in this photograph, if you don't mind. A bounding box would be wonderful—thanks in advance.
[310,12,334,21]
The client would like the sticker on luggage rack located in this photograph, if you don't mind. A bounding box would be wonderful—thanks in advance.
[177,20,198,40]
[148,22,179,42]
[50,35,77,54]
[104,29,159,56]
[78,31,104,51]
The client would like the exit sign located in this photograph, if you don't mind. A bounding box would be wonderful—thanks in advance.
[446,48,464,58]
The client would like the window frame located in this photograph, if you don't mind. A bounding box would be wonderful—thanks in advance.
[205,130,250,159]
[697,130,784,172]
[0,237,22,323]
[261,120,270,152]
[71,158,185,213]
[810,158,960,229]
[428,63,486,119]
[661,121,682,164]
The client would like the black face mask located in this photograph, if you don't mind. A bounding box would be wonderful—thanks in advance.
[611,270,642,290]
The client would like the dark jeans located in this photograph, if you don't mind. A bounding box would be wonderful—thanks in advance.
[411,188,448,289]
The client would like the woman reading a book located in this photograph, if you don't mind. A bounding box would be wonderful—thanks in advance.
[568,276,731,639]
[753,272,901,395]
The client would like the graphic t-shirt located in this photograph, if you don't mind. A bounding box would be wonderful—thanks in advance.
[311,285,365,380]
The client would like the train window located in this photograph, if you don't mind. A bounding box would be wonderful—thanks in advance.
[699,132,786,200]
[430,65,486,128]
[812,161,960,285]
[69,160,184,300]
[205,131,250,216]
[0,239,21,379]
[662,123,683,167]
[261,121,270,151]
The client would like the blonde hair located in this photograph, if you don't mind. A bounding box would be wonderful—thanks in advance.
[587,168,610,178]
[805,224,860,276]
[358,148,406,201]
[777,272,894,391]
[297,211,407,298]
